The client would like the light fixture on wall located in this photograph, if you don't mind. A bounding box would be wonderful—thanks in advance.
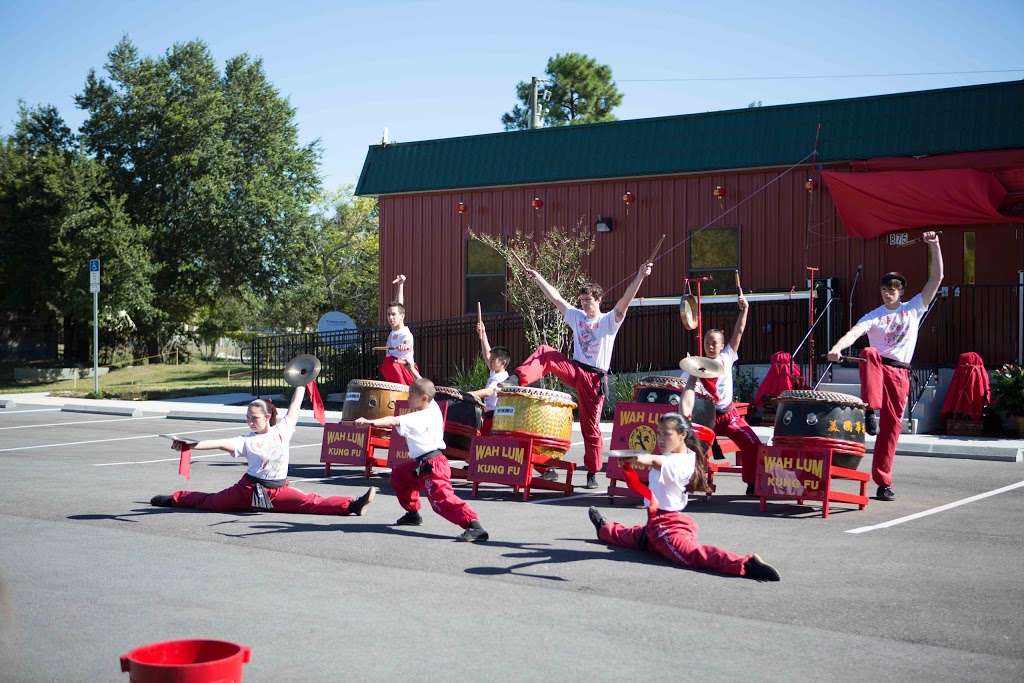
[456,201,467,214]
[531,196,544,210]
[713,185,727,202]
[595,215,613,233]
[804,178,818,193]
[622,191,635,217]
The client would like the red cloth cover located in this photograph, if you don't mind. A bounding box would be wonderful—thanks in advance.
[822,168,1018,238]
[940,352,991,422]
[753,351,802,409]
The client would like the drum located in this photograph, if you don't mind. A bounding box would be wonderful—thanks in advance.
[772,389,867,469]
[341,379,409,425]
[433,385,483,452]
[633,375,715,428]
[492,386,577,459]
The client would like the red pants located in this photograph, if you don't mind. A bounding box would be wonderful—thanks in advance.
[515,345,604,473]
[172,476,357,514]
[859,347,910,487]
[380,356,417,385]
[599,510,749,575]
[713,408,762,484]
[390,453,478,528]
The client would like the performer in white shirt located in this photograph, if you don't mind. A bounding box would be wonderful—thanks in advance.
[828,231,943,501]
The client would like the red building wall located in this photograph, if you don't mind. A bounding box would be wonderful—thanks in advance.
[378,164,1020,329]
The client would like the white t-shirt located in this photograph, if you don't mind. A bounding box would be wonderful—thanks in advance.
[682,344,738,411]
[227,419,296,481]
[564,307,623,372]
[483,369,509,412]
[647,450,696,512]
[854,293,928,364]
[387,326,414,363]
[396,400,446,458]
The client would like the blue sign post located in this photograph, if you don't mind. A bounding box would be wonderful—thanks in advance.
[89,259,100,394]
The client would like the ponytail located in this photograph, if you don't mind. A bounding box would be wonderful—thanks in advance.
[658,412,710,495]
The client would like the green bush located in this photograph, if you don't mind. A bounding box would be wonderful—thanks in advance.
[991,364,1024,416]
[450,356,491,392]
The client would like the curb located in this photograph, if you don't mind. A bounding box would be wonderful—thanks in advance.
[62,404,143,417]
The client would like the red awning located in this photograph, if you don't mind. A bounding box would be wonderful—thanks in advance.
[822,167,1019,239]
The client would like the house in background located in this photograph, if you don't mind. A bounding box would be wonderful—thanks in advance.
[356,81,1024,370]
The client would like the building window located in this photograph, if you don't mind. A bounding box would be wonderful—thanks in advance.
[466,239,506,313]
[689,227,739,294]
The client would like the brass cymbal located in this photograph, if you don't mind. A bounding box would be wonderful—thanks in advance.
[678,355,725,378]
[679,294,699,331]
[283,353,322,387]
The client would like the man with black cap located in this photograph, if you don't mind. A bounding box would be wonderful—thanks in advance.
[827,231,943,501]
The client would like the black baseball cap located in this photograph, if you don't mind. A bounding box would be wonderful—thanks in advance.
[880,272,907,289]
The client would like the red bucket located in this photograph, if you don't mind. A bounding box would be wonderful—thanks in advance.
[119,639,251,682]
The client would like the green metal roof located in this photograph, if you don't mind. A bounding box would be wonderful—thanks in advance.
[356,80,1024,196]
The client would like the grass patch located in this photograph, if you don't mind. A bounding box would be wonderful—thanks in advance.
[0,359,253,400]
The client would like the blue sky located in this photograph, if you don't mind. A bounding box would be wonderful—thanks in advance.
[2,0,1021,191]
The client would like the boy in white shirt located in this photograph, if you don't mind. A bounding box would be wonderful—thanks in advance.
[356,378,489,542]
[468,318,510,436]
[682,291,763,496]
[587,411,779,581]
[828,231,943,501]
[151,386,375,515]
[509,262,653,489]
[380,274,418,385]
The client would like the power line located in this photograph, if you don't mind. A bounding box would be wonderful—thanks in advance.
[618,68,1024,83]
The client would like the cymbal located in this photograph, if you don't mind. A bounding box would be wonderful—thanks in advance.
[679,295,698,331]
[606,450,646,459]
[678,355,725,378]
[283,353,322,387]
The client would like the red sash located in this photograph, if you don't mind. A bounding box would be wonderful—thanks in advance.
[307,381,326,425]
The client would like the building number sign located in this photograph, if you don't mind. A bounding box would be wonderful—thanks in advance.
[888,232,909,246]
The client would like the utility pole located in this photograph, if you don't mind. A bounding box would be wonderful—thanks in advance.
[529,76,541,129]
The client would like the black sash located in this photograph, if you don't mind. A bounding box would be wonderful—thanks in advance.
[572,360,609,397]
[881,357,911,370]
[245,474,287,510]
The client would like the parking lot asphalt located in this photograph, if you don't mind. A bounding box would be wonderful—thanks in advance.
[0,399,1021,682]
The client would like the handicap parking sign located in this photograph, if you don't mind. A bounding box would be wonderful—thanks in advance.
[89,259,100,272]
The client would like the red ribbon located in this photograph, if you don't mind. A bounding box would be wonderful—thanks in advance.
[307,381,326,425]
[622,462,658,514]
[178,447,192,479]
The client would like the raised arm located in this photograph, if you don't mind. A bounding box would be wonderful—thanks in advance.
[613,262,654,322]
[524,268,571,315]
[284,385,305,429]
[354,415,401,428]
[170,438,235,454]
[477,321,491,363]
[729,291,749,353]
[392,274,406,306]
[920,231,944,305]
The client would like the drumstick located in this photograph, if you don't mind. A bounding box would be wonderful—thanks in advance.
[821,354,864,363]
[643,234,666,265]
[734,269,742,292]
[508,249,531,273]
[373,346,396,352]
[477,301,482,323]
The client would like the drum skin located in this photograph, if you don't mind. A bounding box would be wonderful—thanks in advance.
[433,386,483,451]
[341,380,409,422]
[773,390,867,469]
[633,376,715,428]
[492,386,576,458]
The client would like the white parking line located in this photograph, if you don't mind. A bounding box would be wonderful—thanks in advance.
[845,480,1024,534]
[0,426,241,453]
[0,415,166,431]
[0,408,62,415]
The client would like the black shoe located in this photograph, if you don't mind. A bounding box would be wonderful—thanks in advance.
[587,506,606,538]
[745,482,756,496]
[150,495,174,507]
[395,510,423,526]
[866,411,880,436]
[348,487,376,516]
[744,554,781,582]
[876,485,895,501]
[584,472,600,490]
[538,468,559,482]
[455,520,489,542]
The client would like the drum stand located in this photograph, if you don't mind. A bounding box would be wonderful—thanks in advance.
[755,444,870,518]
[468,434,576,502]
[320,424,392,479]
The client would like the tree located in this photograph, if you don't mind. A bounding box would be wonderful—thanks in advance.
[471,225,595,362]
[0,103,155,361]
[75,37,321,351]
[501,53,623,130]
[261,186,380,331]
